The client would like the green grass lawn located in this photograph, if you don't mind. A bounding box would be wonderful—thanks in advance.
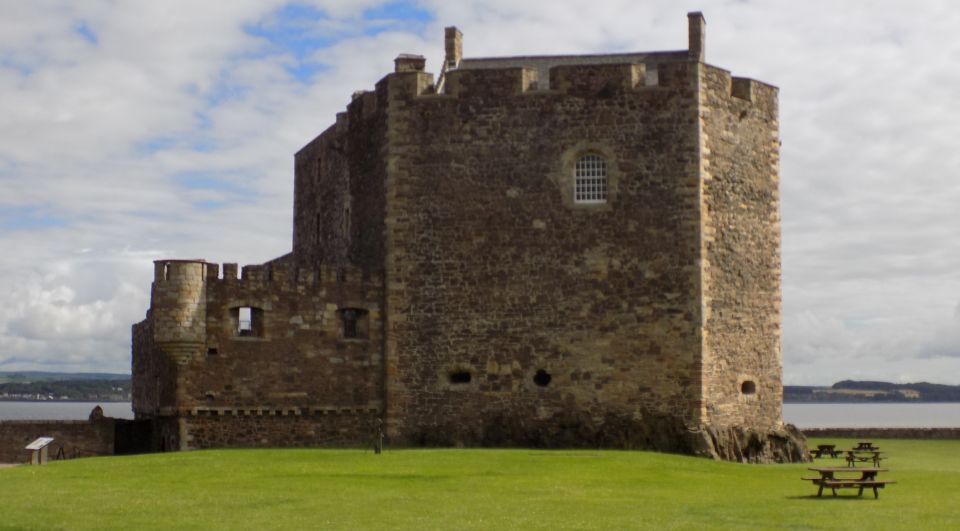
[1,438,958,530]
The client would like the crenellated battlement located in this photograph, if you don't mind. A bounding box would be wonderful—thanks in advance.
[330,60,770,120]
[413,61,690,100]
[152,258,383,294]
[300,13,771,155]
[299,12,768,164]
[153,259,206,283]
[549,63,646,95]
[730,76,777,114]
[701,65,779,117]
[398,62,776,106]
[444,67,539,97]
[386,61,692,103]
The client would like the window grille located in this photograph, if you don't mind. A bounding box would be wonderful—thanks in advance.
[574,155,608,203]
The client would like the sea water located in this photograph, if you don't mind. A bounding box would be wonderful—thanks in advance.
[0,401,134,420]
[783,402,960,428]
[2,401,959,428]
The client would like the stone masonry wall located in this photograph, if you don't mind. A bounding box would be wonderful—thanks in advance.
[141,258,383,449]
[132,313,179,420]
[0,418,115,463]
[294,123,350,267]
[699,65,783,431]
[186,261,383,411]
[131,315,158,414]
[803,428,960,440]
[379,60,706,447]
[182,410,379,449]
[293,89,389,272]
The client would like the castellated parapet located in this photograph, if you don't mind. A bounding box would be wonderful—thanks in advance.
[133,257,383,450]
[133,13,806,461]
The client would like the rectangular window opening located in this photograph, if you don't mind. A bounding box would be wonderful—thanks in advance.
[238,307,252,335]
[234,306,264,337]
[338,308,369,340]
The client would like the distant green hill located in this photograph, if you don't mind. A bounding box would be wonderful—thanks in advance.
[0,371,129,383]
[785,380,960,402]
[0,372,130,401]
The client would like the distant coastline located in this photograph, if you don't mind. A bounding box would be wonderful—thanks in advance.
[785,380,960,403]
[4,372,958,404]
[0,371,130,402]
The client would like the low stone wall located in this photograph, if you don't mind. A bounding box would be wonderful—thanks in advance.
[183,411,380,449]
[0,418,116,463]
[802,427,960,439]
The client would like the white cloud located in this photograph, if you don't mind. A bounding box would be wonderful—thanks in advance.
[1,1,959,385]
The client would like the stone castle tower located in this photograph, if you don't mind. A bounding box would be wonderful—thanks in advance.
[133,13,807,462]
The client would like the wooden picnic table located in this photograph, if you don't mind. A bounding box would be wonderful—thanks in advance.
[846,449,883,467]
[802,467,895,499]
[810,444,840,459]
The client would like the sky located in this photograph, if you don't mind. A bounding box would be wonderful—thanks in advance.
[1,0,958,385]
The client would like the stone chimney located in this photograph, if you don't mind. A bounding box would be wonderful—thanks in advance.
[688,12,705,62]
[445,26,463,69]
[394,54,426,73]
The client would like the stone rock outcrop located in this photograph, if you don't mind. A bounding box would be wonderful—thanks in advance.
[692,423,810,463]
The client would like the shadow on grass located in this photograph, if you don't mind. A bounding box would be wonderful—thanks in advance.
[267,472,455,481]
[527,453,603,458]
[785,495,884,501]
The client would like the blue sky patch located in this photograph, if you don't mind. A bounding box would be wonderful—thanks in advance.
[74,21,98,45]
[0,56,33,76]
[0,205,67,230]
[193,199,227,210]
[363,1,433,26]
[245,4,336,83]
[174,172,250,212]
[137,137,177,154]
[285,62,329,83]
[246,4,338,53]
[192,140,216,153]
[136,136,216,154]
[174,171,236,191]
[361,1,434,38]
[204,73,252,106]
[193,111,213,130]
[243,2,434,83]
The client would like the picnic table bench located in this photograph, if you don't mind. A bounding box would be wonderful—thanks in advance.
[845,449,883,467]
[809,444,840,459]
[802,467,895,499]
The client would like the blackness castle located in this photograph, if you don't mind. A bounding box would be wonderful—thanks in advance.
[131,13,808,462]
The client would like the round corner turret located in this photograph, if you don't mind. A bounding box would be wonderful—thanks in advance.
[150,259,209,347]
[153,259,208,283]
